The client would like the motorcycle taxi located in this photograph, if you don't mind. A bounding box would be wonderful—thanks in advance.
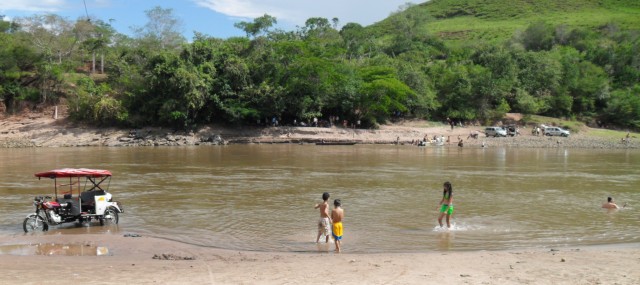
[23,168,124,233]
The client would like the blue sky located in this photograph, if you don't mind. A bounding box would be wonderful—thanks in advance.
[0,0,419,39]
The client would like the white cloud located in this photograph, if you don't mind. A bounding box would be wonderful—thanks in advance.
[94,0,111,6]
[0,0,67,12]
[193,0,416,27]
[193,0,287,19]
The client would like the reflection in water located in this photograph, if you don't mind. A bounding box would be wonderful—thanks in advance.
[1,146,639,253]
[437,231,454,250]
[316,242,332,253]
[0,243,108,256]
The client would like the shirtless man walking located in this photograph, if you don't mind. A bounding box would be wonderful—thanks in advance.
[315,192,332,243]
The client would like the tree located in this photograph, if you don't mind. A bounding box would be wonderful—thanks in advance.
[282,56,334,121]
[430,61,476,121]
[132,6,185,50]
[79,19,115,74]
[386,3,431,56]
[0,17,46,113]
[558,47,609,115]
[143,51,213,127]
[471,45,519,116]
[340,23,365,59]
[513,50,566,116]
[394,53,439,118]
[514,88,545,115]
[0,16,14,33]
[16,14,77,64]
[68,77,128,125]
[521,21,555,51]
[301,17,333,39]
[357,65,415,124]
[299,17,343,58]
[601,86,640,128]
[234,14,277,38]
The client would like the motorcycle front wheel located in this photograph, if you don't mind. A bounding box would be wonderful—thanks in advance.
[23,215,48,233]
[100,208,119,226]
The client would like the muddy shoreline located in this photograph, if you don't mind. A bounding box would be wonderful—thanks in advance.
[1,233,639,284]
[1,114,639,149]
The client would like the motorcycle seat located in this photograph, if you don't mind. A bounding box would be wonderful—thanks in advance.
[56,197,80,216]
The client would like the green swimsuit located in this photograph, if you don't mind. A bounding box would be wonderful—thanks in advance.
[440,193,454,215]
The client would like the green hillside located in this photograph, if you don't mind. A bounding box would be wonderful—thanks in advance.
[377,0,640,44]
[2,2,639,130]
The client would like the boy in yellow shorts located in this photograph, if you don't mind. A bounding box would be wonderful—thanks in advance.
[331,199,344,253]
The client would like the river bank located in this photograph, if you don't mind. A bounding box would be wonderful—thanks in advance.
[3,112,640,284]
[1,113,638,149]
[0,233,638,285]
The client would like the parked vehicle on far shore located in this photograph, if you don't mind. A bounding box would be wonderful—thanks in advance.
[503,125,520,137]
[544,127,570,137]
[485,126,507,137]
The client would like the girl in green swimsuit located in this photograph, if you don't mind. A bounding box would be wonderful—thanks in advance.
[438,181,453,228]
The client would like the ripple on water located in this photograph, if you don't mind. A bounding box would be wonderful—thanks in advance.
[1,146,639,252]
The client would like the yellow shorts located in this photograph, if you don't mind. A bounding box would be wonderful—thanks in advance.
[332,222,343,240]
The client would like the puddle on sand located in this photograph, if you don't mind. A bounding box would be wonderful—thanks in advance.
[0,243,109,256]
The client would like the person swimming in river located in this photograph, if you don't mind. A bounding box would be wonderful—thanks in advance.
[437,181,454,228]
[602,196,626,209]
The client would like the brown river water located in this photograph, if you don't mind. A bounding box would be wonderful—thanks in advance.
[1,145,639,253]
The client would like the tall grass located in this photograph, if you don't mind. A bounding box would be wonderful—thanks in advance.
[379,0,640,44]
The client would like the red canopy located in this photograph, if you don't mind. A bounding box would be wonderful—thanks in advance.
[35,168,112,178]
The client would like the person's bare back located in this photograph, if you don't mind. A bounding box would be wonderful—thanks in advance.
[331,205,343,223]
[315,192,331,243]
[331,199,344,253]
[317,202,329,218]
[602,197,620,209]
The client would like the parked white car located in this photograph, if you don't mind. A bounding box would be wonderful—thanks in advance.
[485,126,507,137]
[544,127,570,137]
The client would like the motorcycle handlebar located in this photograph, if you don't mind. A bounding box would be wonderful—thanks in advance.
[33,196,52,202]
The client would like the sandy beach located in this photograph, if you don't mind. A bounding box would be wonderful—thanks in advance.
[1,111,638,149]
[0,233,639,285]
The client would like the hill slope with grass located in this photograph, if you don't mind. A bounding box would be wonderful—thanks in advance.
[376,0,640,44]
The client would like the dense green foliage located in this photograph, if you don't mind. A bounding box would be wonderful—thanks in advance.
[1,1,639,129]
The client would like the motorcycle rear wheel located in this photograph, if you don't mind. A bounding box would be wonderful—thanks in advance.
[23,215,48,233]
[100,208,119,226]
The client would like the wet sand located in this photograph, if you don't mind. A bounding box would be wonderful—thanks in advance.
[0,233,639,284]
